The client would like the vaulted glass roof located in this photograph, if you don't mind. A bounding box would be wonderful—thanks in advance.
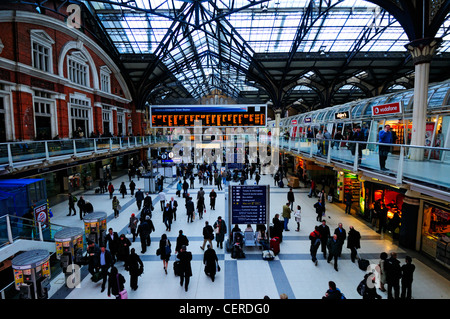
[83,0,450,103]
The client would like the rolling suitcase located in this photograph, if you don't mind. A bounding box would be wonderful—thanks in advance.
[173,260,181,276]
[91,271,103,283]
[270,237,280,256]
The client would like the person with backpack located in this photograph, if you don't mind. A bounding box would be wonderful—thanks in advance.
[309,226,321,266]
[357,273,382,299]
[322,281,345,299]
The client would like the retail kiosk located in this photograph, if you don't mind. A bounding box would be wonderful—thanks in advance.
[83,211,107,245]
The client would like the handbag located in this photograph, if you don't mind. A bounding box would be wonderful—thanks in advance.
[214,227,219,234]
[116,274,128,299]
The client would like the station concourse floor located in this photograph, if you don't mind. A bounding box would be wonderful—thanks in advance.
[45,172,450,301]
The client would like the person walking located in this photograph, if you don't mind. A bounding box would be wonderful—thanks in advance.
[378,252,388,292]
[136,215,155,253]
[327,234,341,271]
[213,216,227,249]
[119,182,127,199]
[378,124,392,171]
[129,213,139,242]
[314,199,325,222]
[334,223,347,257]
[97,245,113,293]
[255,172,261,185]
[186,196,195,223]
[159,190,166,211]
[201,221,214,250]
[282,202,291,231]
[287,187,295,210]
[158,234,172,274]
[293,205,301,232]
[309,226,321,266]
[169,197,178,221]
[175,230,189,254]
[177,245,193,291]
[308,179,316,198]
[67,193,77,216]
[163,202,173,231]
[203,244,219,282]
[318,220,331,259]
[108,182,115,199]
[347,226,361,263]
[127,248,143,291]
[401,255,415,299]
[209,189,217,210]
[129,180,136,197]
[385,252,402,299]
[197,196,205,220]
[117,234,132,270]
[112,196,120,218]
[107,266,126,299]
[77,195,86,220]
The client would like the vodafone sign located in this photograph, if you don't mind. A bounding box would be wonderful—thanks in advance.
[372,102,401,116]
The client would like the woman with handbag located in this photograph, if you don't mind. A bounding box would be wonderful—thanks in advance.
[158,234,171,274]
[108,266,126,299]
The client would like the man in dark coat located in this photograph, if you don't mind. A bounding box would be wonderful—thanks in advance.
[385,252,402,299]
[347,226,361,262]
[136,216,155,253]
[209,189,217,210]
[287,187,295,210]
[127,248,144,291]
[203,244,219,282]
[309,226,321,265]
[186,197,195,223]
[327,234,341,271]
[96,246,113,292]
[318,220,331,259]
[135,188,144,210]
[77,196,86,220]
[334,223,347,257]
[177,245,193,291]
[104,228,120,262]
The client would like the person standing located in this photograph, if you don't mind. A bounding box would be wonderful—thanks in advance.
[170,197,178,221]
[159,190,166,211]
[282,202,291,231]
[287,188,295,210]
[308,180,316,198]
[347,226,361,263]
[77,195,86,220]
[385,252,402,299]
[197,196,205,220]
[293,205,301,232]
[401,255,415,299]
[213,216,227,249]
[345,191,352,214]
[327,234,341,271]
[203,244,219,282]
[177,245,193,292]
[201,221,214,250]
[378,252,388,292]
[318,220,331,259]
[104,228,120,263]
[309,226,321,266]
[378,124,392,171]
[209,189,217,210]
[67,193,77,216]
[158,234,172,274]
[112,196,120,218]
[117,234,132,270]
[136,216,155,254]
[163,202,173,231]
[128,248,143,291]
[128,213,139,242]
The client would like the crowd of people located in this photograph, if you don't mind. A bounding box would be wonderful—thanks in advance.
[67,159,416,300]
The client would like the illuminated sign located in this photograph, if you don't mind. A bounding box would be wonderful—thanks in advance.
[304,117,311,123]
[334,111,350,120]
[372,102,401,116]
[150,105,267,127]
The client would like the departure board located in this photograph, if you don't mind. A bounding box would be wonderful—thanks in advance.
[231,185,268,224]
[150,105,267,127]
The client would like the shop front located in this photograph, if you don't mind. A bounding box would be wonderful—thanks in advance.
[421,201,450,269]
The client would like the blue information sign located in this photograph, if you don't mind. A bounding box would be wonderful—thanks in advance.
[231,185,267,224]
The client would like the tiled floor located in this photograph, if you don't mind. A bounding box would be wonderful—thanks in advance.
[45,171,450,300]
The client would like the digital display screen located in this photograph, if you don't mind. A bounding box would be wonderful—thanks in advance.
[231,185,268,224]
[150,105,267,127]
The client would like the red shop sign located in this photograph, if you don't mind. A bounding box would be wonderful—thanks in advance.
[372,102,401,116]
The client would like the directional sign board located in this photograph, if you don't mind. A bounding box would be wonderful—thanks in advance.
[230,185,269,224]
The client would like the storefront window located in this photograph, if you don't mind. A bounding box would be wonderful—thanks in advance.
[423,203,450,239]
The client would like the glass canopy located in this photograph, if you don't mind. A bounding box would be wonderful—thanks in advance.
[84,0,450,100]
